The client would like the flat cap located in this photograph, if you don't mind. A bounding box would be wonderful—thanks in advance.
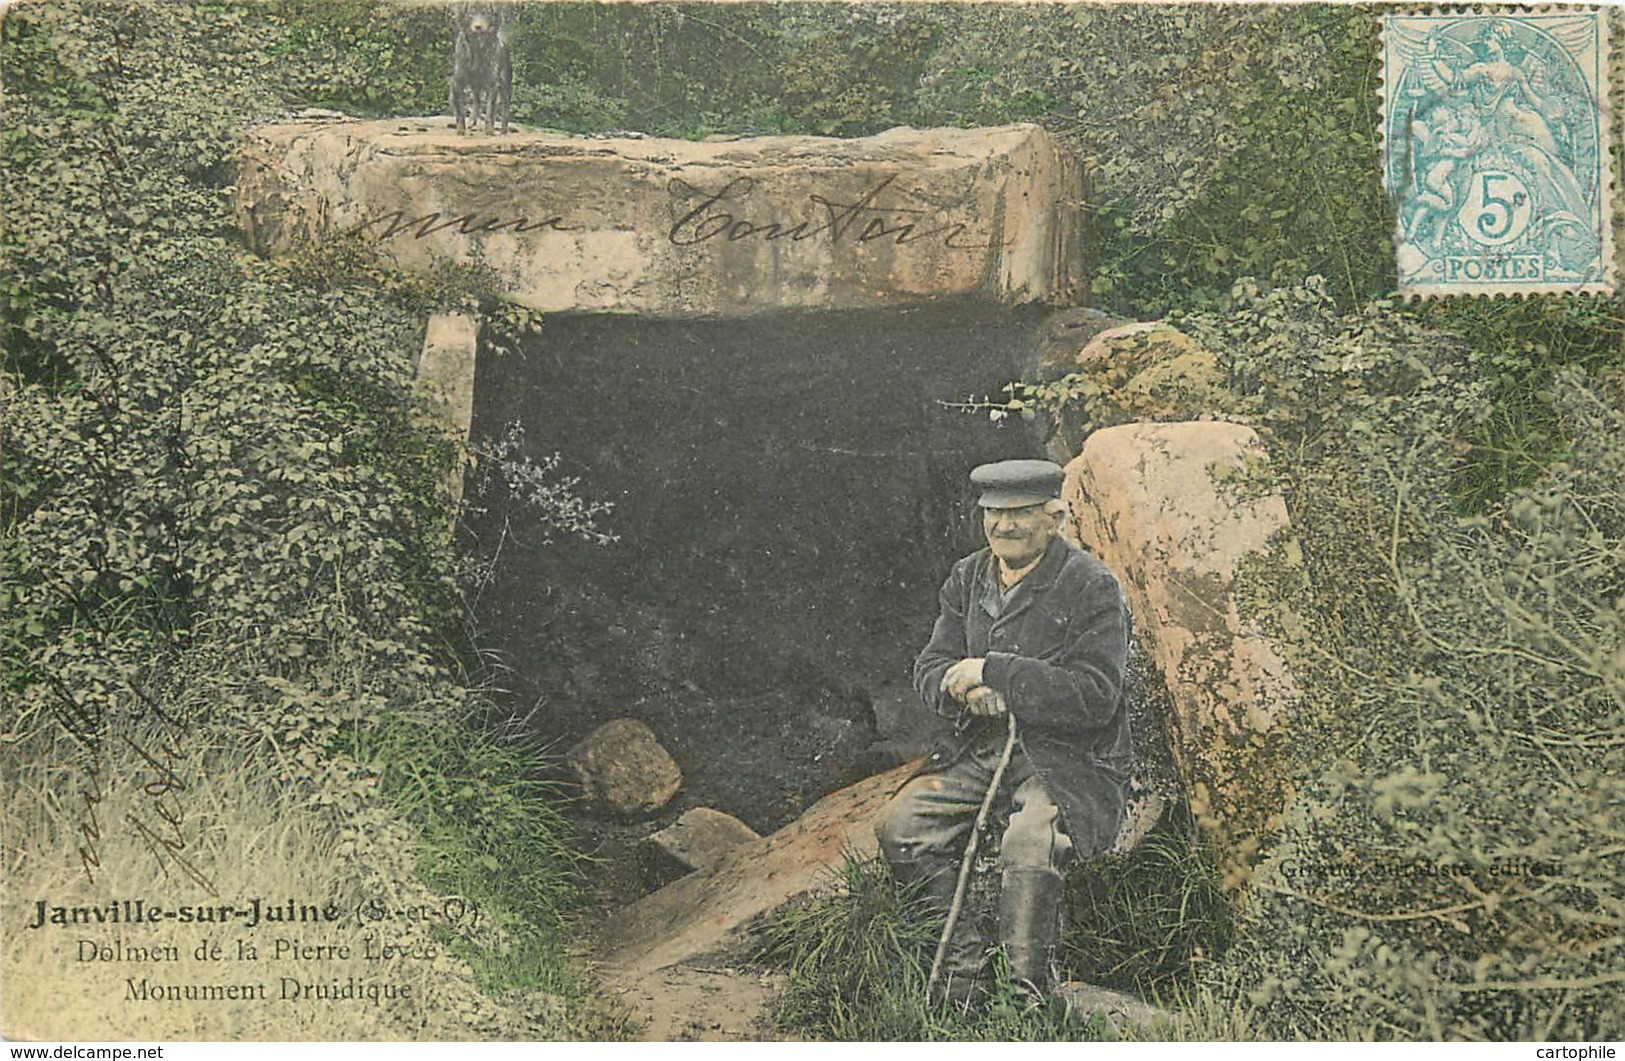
[970,459,1064,509]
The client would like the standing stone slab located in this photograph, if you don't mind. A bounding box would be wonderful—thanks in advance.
[1066,422,1301,893]
[417,313,478,439]
[415,312,479,519]
[236,119,1084,317]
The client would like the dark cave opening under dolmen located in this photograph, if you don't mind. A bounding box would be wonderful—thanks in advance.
[467,305,1062,832]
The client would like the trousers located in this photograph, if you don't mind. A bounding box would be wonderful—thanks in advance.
[877,742,1074,874]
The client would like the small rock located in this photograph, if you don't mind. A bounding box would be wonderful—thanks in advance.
[1109,791,1167,857]
[1057,980,1171,1035]
[644,808,761,885]
[568,718,683,817]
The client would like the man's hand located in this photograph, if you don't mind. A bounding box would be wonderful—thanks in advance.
[964,685,1007,717]
[941,657,986,702]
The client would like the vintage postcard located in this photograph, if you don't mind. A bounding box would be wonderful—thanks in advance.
[3,0,1622,1045]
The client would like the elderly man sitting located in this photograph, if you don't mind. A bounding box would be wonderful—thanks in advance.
[877,459,1132,1006]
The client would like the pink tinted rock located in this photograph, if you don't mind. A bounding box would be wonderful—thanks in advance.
[1067,421,1301,892]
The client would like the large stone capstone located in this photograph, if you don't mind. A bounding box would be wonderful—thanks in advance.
[1066,421,1301,893]
[235,118,1084,317]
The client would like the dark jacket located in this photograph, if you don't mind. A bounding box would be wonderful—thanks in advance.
[914,535,1132,858]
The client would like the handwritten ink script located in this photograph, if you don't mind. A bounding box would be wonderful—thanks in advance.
[352,209,574,242]
[341,176,999,255]
[667,175,998,250]
[42,672,107,884]
[39,579,214,894]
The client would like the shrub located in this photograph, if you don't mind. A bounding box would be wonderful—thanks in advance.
[334,712,582,996]
[1173,285,1625,1039]
[1,0,612,1037]
[262,0,451,117]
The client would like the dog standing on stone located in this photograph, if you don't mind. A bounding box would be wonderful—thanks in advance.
[450,4,511,135]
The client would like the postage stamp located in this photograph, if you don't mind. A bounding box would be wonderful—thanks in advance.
[1382,9,1614,296]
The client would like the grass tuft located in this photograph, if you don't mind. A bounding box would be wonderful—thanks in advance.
[758,854,1113,1041]
[334,712,583,997]
[1063,801,1232,1001]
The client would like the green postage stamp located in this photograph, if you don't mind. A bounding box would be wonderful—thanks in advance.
[1383,8,1614,296]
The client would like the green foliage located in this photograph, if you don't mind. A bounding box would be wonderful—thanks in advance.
[501,4,939,138]
[0,0,590,752]
[771,5,938,137]
[1411,296,1624,510]
[0,1,611,1033]
[759,855,1111,1041]
[1098,10,1391,314]
[262,0,451,116]
[902,5,1389,312]
[335,712,582,995]
[1165,286,1625,1039]
[4,2,299,710]
[1064,804,1232,1000]
[508,4,771,135]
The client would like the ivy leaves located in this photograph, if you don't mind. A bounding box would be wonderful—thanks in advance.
[0,0,459,748]
[1176,285,1625,1038]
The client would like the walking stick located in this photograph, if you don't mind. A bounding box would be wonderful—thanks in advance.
[927,709,1018,1003]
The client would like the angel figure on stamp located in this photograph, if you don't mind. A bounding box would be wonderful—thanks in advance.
[1403,100,1488,246]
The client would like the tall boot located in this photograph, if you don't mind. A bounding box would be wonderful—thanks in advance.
[890,857,989,1008]
[999,867,1065,1000]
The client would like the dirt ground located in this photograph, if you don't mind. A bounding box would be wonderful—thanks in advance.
[605,964,787,1042]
